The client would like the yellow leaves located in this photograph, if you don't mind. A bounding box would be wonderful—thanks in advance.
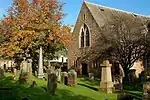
[0,0,72,58]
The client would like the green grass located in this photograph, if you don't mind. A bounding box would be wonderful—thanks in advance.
[0,73,145,100]
[0,73,117,100]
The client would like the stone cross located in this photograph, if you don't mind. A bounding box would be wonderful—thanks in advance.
[100,60,114,93]
[38,46,44,78]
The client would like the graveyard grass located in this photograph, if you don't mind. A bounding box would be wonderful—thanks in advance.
[0,73,117,100]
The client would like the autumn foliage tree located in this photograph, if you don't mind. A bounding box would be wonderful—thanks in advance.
[0,0,72,62]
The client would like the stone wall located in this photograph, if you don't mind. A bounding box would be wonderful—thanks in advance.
[68,3,105,76]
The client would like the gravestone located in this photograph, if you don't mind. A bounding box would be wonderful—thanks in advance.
[143,82,150,100]
[20,58,28,73]
[38,46,44,78]
[56,68,61,83]
[27,59,32,76]
[89,73,94,80]
[47,73,57,95]
[13,68,17,80]
[113,64,124,91]
[0,68,4,77]
[61,72,68,85]
[128,69,136,83]
[68,69,77,86]
[100,60,114,93]
[30,81,37,88]
[117,93,133,100]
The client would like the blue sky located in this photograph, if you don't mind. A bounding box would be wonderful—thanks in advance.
[0,0,150,25]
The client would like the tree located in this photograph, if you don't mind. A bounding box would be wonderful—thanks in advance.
[98,16,149,80]
[0,0,72,61]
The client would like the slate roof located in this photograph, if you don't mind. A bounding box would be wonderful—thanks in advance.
[78,1,150,62]
[84,1,150,28]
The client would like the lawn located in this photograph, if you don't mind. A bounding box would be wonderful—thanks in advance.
[0,73,117,100]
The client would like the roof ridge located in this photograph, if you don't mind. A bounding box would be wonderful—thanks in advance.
[85,1,150,18]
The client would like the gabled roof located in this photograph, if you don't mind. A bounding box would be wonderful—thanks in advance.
[84,1,150,28]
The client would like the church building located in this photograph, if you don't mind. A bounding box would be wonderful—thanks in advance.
[68,1,150,77]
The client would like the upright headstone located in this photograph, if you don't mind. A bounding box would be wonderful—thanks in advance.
[89,73,94,80]
[68,69,77,86]
[100,60,114,93]
[47,72,57,95]
[0,68,4,77]
[20,58,28,73]
[38,46,44,78]
[13,68,17,80]
[27,59,32,76]
[143,82,150,100]
[61,72,68,85]
[56,68,61,82]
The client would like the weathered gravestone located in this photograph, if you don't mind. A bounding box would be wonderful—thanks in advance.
[68,69,77,86]
[113,64,125,91]
[27,59,32,76]
[117,93,133,100]
[47,72,57,95]
[56,68,61,83]
[0,68,4,77]
[61,72,68,85]
[13,68,17,80]
[128,69,136,83]
[30,81,37,88]
[20,58,29,73]
[143,82,150,100]
[100,60,114,93]
[89,73,94,80]
[19,58,31,84]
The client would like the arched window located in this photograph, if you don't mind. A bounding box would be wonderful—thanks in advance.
[86,28,90,46]
[80,24,90,48]
[148,22,150,33]
[81,29,84,47]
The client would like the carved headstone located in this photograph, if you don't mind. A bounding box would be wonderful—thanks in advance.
[47,73,57,95]
[100,60,114,93]
[27,59,32,76]
[89,73,94,80]
[30,81,37,88]
[13,68,17,80]
[68,69,77,86]
[128,69,136,83]
[20,58,28,73]
[143,82,150,100]
[56,68,61,83]
[61,72,68,85]
[0,68,4,77]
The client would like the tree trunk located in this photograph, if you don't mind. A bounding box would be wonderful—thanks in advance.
[123,66,129,83]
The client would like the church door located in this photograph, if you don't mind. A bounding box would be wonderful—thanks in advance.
[82,63,88,76]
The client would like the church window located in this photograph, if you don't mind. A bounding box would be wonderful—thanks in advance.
[80,24,90,48]
[83,14,86,20]
[86,27,90,46]
[147,22,150,33]
[81,29,84,47]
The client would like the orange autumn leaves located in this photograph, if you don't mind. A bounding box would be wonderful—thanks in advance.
[0,0,72,57]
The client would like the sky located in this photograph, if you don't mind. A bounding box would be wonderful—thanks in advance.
[0,0,150,25]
